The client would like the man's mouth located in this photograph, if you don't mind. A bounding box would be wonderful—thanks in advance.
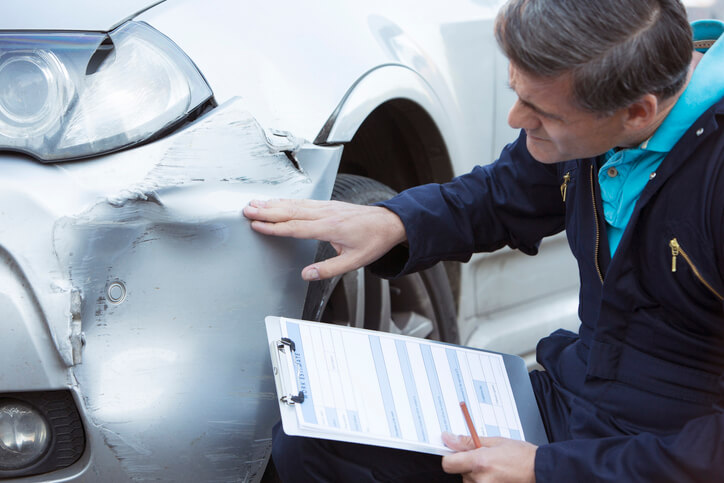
[526,131,549,142]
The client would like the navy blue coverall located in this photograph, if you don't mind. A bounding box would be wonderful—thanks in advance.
[273,99,724,481]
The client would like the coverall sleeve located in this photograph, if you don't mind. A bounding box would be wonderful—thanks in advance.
[369,131,566,278]
[535,395,724,481]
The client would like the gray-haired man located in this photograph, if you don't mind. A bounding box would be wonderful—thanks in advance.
[245,0,724,480]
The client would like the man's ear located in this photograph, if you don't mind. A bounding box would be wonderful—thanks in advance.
[623,94,659,131]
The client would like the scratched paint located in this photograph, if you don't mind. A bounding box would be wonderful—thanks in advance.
[0,98,342,480]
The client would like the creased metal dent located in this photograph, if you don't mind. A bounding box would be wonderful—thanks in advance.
[49,100,316,477]
[106,101,310,207]
[44,100,312,366]
[70,288,83,364]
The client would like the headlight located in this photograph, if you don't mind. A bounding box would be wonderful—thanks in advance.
[0,21,212,161]
[0,400,51,470]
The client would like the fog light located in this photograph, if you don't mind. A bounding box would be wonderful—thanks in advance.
[0,400,51,470]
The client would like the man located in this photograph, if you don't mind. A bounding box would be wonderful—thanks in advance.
[244,0,724,480]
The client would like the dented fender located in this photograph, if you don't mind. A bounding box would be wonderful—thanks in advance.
[0,98,342,481]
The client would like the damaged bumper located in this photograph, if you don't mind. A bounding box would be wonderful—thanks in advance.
[0,99,341,481]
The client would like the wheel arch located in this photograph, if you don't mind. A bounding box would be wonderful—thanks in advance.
[316,64,458,190]
[315,65,462,306]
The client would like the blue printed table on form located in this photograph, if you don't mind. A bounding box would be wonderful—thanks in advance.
[267,317,526,455]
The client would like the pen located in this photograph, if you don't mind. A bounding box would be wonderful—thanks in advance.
[459,401,482,449]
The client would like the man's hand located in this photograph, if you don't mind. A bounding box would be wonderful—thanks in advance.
[441,432,537,483]
[242,198,407,281]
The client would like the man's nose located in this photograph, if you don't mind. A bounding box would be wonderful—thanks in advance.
[508,100,540,130]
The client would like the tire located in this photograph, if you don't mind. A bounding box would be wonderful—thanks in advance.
[302,174,459,343]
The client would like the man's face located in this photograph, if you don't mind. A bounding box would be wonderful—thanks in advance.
[507,64,629,164]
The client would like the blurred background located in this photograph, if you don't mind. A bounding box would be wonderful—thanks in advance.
[685,0,724,19]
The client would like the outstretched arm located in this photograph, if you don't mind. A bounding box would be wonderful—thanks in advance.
[245,131,565,282]
[243,198,406,281]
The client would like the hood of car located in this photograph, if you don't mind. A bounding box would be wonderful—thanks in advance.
[0,0,165,31]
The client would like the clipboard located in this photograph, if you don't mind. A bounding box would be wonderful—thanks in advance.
[266,316,548,455]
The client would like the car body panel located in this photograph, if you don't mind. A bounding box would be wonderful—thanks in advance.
[0,255,69,390]
[137,0,506,176]
[317,64,463,165]
[0,1,164,31]
[18,0,724,480]
[0,2,577,479]
[0,99,342,481]
[461,235,581,367]
[135,4,577,370]
[0,0,580,479]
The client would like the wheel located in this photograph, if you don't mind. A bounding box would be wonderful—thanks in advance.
[302,174,459,343]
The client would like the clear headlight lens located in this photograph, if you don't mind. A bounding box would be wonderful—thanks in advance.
[0,400,51,470]
[0,21,212,161]
[0,50,69,135]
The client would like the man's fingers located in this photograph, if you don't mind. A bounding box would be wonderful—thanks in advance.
[441,433,479,474]
[243,198,337,223]
[249,219,337,241]
[302,253,362,281]
[441,448,479,475]
[249,198,327,211]
[477,437,505,448]
[441,433,503,475]
[442,432,477,451]
[243,203,313,223]
[244,199,404,281]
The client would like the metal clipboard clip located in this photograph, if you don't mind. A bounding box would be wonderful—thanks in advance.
[271,337,305,405]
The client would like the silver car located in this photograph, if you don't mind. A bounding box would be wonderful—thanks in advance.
[19,0,724,481]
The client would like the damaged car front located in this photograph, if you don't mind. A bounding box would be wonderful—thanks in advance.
[4,0,573,479]
[0,2,342,481]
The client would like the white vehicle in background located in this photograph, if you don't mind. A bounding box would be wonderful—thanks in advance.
[3,0,717,481]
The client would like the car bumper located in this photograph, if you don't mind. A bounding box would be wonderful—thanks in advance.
[0,98,342,482]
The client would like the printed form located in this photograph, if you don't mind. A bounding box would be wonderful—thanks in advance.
[272,317,525,455]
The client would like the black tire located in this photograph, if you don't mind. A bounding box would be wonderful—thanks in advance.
[302,174,459,343]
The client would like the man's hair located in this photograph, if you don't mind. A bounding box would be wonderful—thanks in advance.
[495,0,693,114]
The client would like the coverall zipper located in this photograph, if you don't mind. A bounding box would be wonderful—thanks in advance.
[590,165,604,283]
[669,237,724,301]
[561,172,571,202]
